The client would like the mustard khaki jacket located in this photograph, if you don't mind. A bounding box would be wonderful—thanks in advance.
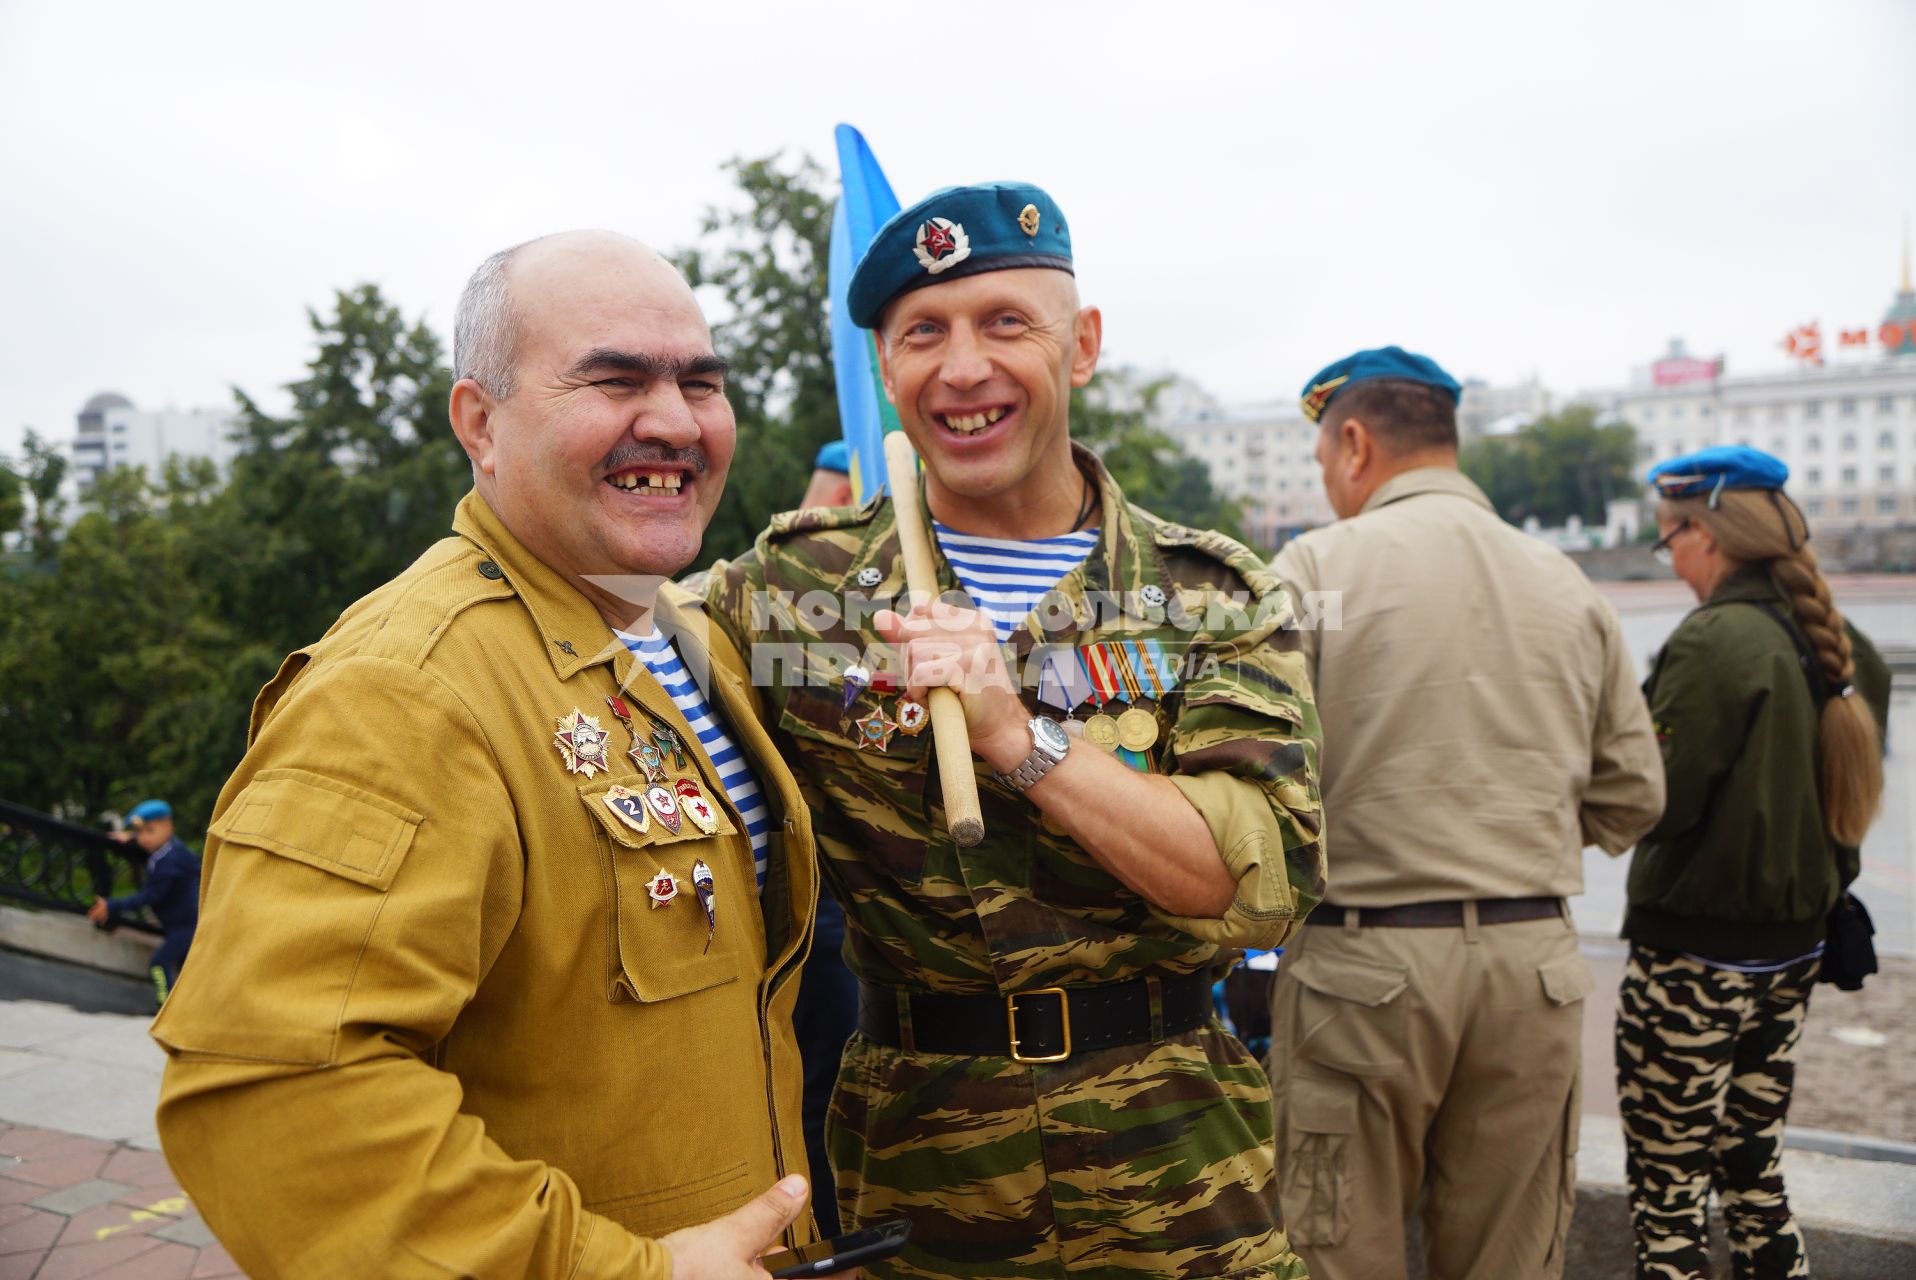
[152,492,818,1278]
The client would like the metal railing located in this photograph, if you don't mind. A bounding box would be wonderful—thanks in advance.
[0,799,153,923]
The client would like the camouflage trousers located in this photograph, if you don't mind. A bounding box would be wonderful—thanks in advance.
[826,1022,1310,1279]
[1614,945,1819,1280]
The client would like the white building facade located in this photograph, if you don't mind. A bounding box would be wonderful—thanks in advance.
[68,391,242,496]
[1155,405,1331,547]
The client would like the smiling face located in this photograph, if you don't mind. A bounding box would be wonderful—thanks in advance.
[876,268,1100,530]
[451,233,735,625]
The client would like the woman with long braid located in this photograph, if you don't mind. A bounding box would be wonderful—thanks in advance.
[1616,445,1890,1280]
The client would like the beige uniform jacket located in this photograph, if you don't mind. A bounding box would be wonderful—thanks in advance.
[152,492,817,1279]
[1271,467,1663,906]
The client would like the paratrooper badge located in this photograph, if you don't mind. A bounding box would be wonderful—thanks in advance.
[675,777,720,834]
[853,706,899,753]
[894,698,929,736]
[691,859,718,951]
[645,784,684,835]
[554,710,612,777]
[647,868,679,908]
[1018,203,1041,237]
[913,217,971,274]
[603,784,652,836]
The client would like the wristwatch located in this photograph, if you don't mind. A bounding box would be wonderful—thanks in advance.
[996,716,1071,793]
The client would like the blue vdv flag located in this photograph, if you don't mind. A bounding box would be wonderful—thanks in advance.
[829,124,902,503]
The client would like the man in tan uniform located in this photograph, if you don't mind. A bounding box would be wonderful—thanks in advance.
[152,233,829,1279]
[1268,346,1664,1280]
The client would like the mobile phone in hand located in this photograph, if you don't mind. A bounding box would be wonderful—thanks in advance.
[763,1218,910,1278]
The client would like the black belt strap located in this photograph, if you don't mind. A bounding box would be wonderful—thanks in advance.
[1304,895,1564,928]
[857,972,1215,1063]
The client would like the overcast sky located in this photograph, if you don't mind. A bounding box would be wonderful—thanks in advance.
[3,0,1913,462]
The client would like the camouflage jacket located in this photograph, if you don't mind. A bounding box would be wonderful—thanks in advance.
[706,445,1325,996]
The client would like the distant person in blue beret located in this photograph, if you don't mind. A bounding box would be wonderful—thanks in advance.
[702,180,1326,1280]
[90,798,201,1007]
[1268,346,1664,1280]
[799,438,854,510]
[1616,446,1888,1278]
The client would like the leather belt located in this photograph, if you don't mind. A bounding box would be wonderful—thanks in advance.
[857,972,1215,1064]
[1304,896,1564,928]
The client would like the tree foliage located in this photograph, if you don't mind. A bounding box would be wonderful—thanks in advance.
[0,287,468,833]
[1458,405,1638,526]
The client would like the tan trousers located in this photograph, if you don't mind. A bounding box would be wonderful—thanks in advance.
[1268,907,1593,1280]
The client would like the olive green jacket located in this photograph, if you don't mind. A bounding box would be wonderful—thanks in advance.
[1625,563,1890,959]
[153,491,816,1279]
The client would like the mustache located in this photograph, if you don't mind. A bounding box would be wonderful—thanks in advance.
[599,442,710,476]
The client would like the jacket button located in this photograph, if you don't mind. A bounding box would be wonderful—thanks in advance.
[477,560,504,580]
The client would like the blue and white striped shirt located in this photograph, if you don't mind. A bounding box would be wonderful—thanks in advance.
[616,627,770,893]
[934,524,1101,641]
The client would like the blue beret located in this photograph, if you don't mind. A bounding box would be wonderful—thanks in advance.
[813,440,850,474]
[847,181,1073,329]
[1647,445,1789,501]
[128,799,171,824]
[1300,346,1462,423]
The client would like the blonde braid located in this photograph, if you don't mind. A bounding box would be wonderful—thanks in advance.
[1769,544,1853,691]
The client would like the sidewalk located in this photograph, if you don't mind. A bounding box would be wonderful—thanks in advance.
[0,998,236,1278]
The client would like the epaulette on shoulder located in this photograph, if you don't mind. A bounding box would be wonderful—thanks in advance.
[765,489,886,542]
[1150,518,1281,598]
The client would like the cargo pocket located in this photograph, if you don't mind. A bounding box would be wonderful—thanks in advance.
[1286,950,1410,1077]
[1539,951,1595,1007]
[151,769,420,1066]
[1280,1075,1357,1247]
[579,779,745,1005]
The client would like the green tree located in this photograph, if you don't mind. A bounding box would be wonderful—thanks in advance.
[1459,405,1637,526]
[674,153,841,561]
[1073,377,1251,545]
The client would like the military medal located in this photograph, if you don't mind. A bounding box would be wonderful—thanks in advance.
[604,696,665,780]
[691,859,717,952]
[1083,712,1120,750]
[675,777,720,834]
[650,723,687,771]
[1077,645,1121,751]
[645,784,684,835]
[853,706,899,752]
[895,698,929,736]
[554,710,612,777]
[647,868,679,908]
[1117,707,1159,752]
[602,784,652,836]
[840,663,872,723]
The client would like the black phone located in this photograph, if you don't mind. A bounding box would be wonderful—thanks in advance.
[762,1218,911,1278]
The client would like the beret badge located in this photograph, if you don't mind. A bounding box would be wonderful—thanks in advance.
[913,217,971,274]
[1018,203,1041,237]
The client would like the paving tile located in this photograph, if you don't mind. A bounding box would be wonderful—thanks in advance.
[54,1200,175,1248]
[1,1152,111,1189]
[89,1240,196,1279]
[107,1185,189,1214]
[0,1125,65,1158]
[99,1149,174,1188]
[150,1216,215,1249]
[189,1241,243,1278]
[0,1205,62,1256]
[28,1178,136,1216]
[0,1204,36,1228]
[31,1235,168,1280]
[0,1181,43,1208]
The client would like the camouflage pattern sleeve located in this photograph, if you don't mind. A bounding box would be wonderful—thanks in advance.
[1156,529,1326,948]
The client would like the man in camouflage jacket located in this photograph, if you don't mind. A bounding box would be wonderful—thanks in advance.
[706,181,1326,1279]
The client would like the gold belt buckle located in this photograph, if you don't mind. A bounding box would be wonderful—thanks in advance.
[1006,987,1071,1063]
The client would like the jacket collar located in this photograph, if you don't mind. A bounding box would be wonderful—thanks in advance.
[1704,560,1785,608]
[1360,465,1496,517]
[451,490,639,682]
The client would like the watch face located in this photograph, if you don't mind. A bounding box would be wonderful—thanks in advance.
[1032,717,1071,757]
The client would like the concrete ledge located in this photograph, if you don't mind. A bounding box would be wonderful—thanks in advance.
[0,903,157,978]
[1568,1114,1916,1278]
